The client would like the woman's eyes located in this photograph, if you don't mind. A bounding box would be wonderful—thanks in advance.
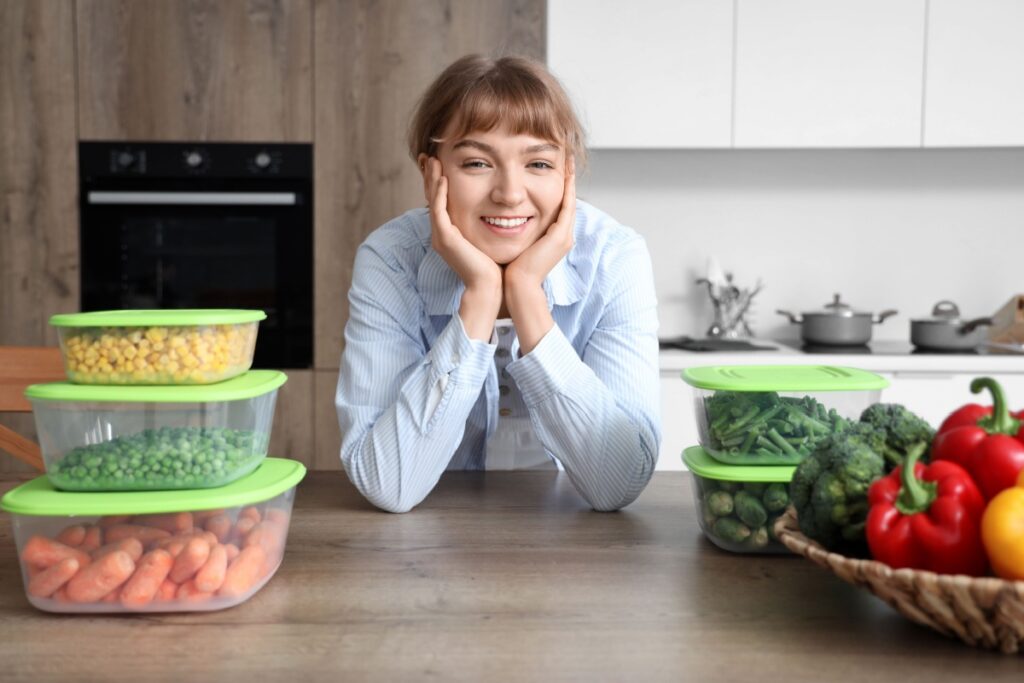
[459,159,556,170]
[528,160,555,170]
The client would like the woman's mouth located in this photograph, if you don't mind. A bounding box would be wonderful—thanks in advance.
[481,216,531,235]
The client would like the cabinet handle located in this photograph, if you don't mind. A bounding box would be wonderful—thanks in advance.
[87,191,298,206]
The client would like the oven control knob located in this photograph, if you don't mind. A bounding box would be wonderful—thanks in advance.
[184,150,206,169]
[116,151,136,169]
[254,152,272,169]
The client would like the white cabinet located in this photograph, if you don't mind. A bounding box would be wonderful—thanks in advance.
[547,0,733,148]
[924,0,1024,146]
[877,372,1024,429]
[734,0,926,148]
[659,372,697,471]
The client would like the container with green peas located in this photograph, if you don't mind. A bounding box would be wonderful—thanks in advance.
[683,446,795,554]
[25,371,285,492]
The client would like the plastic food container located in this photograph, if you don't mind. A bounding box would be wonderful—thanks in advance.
[26,371,286,491]
[682,365,888,465]
[683,446,794,554]
[1,458,305,613]
[51,309,265,385]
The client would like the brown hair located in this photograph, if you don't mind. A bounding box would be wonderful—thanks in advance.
[408,54,587,170]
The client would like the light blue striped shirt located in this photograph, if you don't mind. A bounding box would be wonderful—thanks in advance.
[335,200,661,513]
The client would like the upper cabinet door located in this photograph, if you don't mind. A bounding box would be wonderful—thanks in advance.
[734,0,926,148]
[924,0,1024,146]
[77,0,313,142]
[547,0,733,148]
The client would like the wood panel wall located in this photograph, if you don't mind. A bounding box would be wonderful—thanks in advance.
[77,0,313,141]
[0,0,545,473]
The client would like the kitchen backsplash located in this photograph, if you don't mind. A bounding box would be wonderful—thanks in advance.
[578,148,1024,342]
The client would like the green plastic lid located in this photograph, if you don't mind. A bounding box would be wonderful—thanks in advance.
[0,458,306,516]
[682,365,888,392]
[25,370,287,403]
[49,309,266,327]
[683,446,796,482]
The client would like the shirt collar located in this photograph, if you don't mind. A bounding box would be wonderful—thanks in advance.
[417,215,588,316]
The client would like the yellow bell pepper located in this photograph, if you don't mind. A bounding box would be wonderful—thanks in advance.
[981,469,1024,580]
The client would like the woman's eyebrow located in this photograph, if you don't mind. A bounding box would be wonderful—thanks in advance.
[451,140,561,154]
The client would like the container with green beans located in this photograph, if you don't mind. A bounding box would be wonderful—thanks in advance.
[683,446,795,554]
[25,371,286,492]
[683,365,888,465]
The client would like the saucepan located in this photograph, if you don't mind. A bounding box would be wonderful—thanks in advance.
[910,300,992,351]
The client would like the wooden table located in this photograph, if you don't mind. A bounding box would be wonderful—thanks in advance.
[1,471,1021,682]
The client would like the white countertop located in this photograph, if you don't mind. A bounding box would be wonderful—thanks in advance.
[659,339,1024,374]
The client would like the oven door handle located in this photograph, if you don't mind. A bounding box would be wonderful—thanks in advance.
[86,191,298,206]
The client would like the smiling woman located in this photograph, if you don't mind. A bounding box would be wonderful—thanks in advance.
[335,55,661,513]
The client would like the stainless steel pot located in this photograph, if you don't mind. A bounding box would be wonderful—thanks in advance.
[910,301,992,351]
[777,294,897,346]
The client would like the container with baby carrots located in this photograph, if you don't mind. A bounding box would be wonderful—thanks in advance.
[50,309,265,385]
[0,457,305,613]
[26,370,286,492]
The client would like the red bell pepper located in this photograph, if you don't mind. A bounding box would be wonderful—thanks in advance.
[866,444,988,576]
[932,377,1024,500]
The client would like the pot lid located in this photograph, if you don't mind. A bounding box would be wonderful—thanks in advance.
[913,300,966,325]
[810,293,865,318]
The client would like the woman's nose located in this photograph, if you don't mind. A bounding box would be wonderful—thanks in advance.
[490,170,525,206]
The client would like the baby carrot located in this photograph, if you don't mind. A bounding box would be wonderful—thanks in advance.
[231,516,257,545]
[218,545,266,598]
[265,508,290,527]
[240,506,262,523]
[224,543,240,561]
[97,515,132,528]
[56,525,87,547]
[120,549,174,608]
[169,537,210,584]
[156,579,178,602]
[21,536,92,570]
[194,544,228,593]
[243,522,284,560]
[80,525,103,552]
[104,524,171,545]
[93,538,144,563]
[192,508,226,525]
[132,512,193,534]
[65,550,135,603]
[27,557,80,598]
[176,579,214,603]
[204,513,232,543]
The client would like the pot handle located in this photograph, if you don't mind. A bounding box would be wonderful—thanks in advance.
[776,310,802,324]
[960,316,994,333]
[873,309,898,325]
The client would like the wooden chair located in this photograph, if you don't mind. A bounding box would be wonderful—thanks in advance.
[0,346,66,471]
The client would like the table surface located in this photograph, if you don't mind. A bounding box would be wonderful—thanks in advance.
[1,471,1022,682]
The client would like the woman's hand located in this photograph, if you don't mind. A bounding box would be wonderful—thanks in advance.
[424,157,502,340]
[504,162,576,353]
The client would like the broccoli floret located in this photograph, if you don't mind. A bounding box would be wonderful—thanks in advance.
[858,403,935,469]
[789,422,887,554]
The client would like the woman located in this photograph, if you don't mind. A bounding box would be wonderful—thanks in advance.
[336,54,660,513]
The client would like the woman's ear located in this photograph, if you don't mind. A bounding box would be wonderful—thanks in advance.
[417,153,432,204]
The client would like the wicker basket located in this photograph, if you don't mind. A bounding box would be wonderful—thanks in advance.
[774,506,1024,654]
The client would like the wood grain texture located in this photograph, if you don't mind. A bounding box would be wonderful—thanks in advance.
[268,369,314,467]
[0,0,78,348]
[312,0,546,368]
[77,0,313,141]
[0,471,1021,681]
[313,368,340,469]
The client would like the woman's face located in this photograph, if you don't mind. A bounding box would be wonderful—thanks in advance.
[421,125,567,265]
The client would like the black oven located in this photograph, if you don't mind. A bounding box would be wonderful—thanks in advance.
[79,141,313,369]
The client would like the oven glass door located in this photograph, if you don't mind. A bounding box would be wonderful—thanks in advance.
[81,190,312,368]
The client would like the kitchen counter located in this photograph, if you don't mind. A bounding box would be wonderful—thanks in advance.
[2,471,1021,681]
[660,339,1024,374]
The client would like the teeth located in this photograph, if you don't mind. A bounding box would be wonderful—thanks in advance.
[483,217,528,228]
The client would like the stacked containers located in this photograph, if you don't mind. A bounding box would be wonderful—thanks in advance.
[0,310,306,612]
[681,365,889,554]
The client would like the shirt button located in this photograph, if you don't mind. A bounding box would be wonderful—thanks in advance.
[499,385,510,396]
[501,368,509,379]
[496,348,510,358]
[499,408,513,417]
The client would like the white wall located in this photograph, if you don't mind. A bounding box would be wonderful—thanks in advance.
[577,149,1024,342]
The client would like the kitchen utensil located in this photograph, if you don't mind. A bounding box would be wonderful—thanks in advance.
[683,365,887,465]
[910,301,992,351]
[776,507,1024,654]
[777,294,897,346]
[696,261,763,339]
[1,457,305,613]
[25,370,286,491]
[50,309,265,385]
[683,446,795,554]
